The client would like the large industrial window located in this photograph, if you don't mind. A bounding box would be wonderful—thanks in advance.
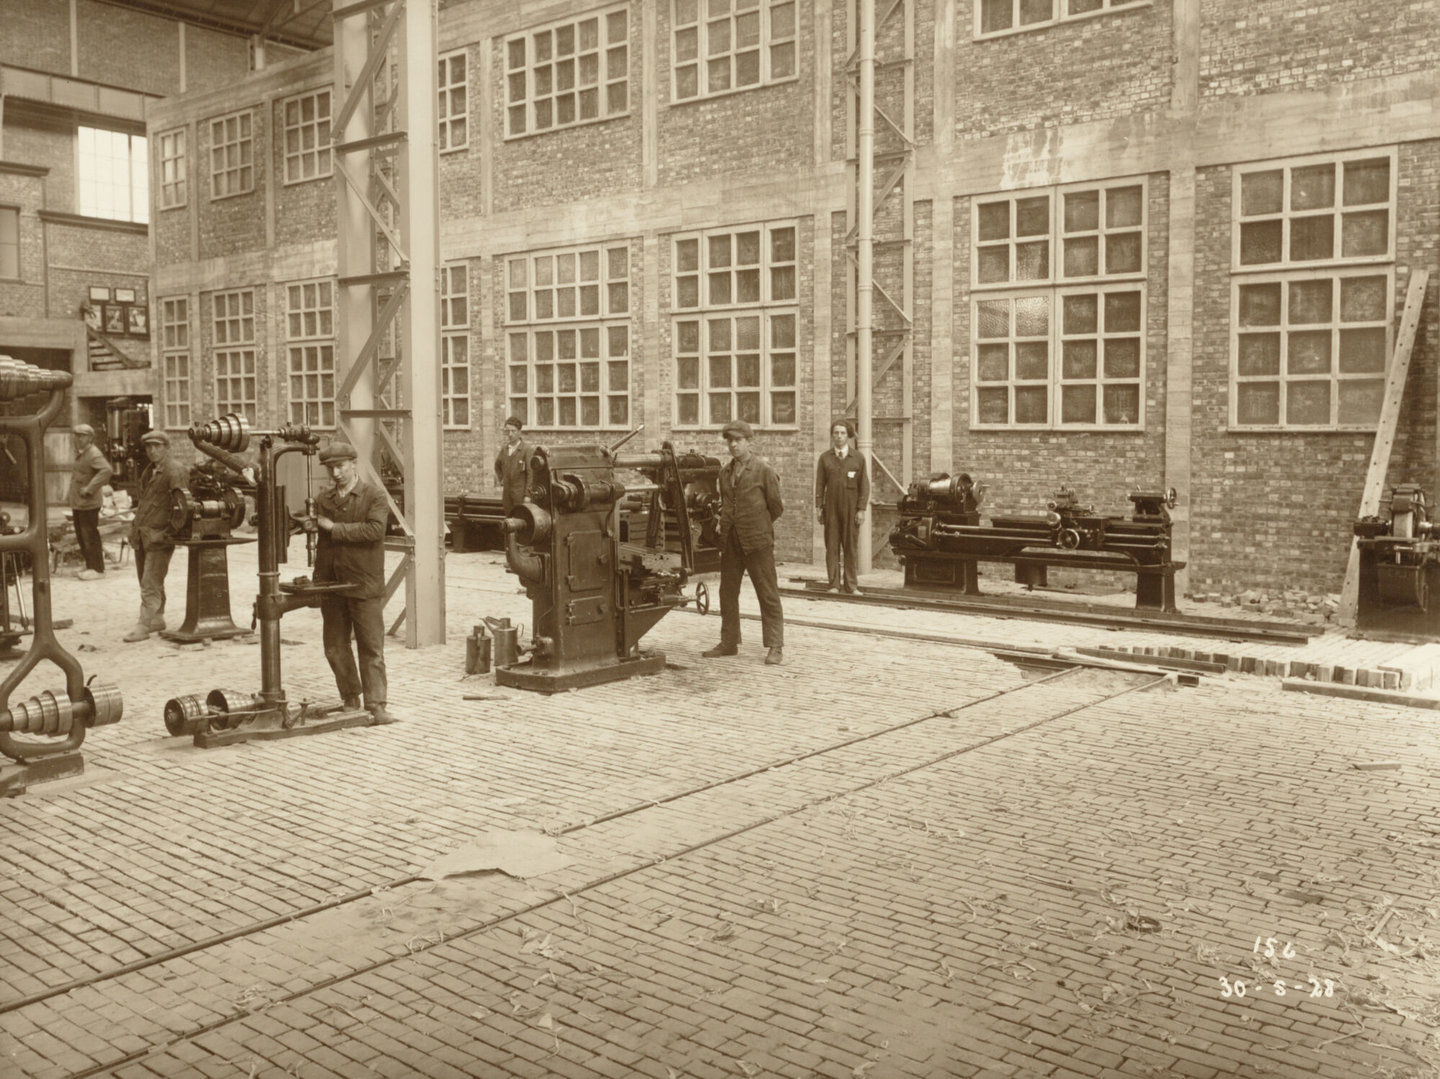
[158,130,186,209]
[161,298,191,429]
[78,127,149,223]
[281,90,331,184]
[0,207,18,279]
[672,0,796,101]
[441,264,470,428]
[976,0,1146,37]
[209,111,254,199]
[213,289,257,423]
[438,51,468,152]
[504,7,628,138]
[286,280,335,428]
[505,243,632,429]
[1230,150,1396,430]
[672,223,798,428]
[970,179,1146,429]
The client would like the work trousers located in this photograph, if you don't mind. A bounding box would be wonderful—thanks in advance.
[718,529,784,649]
[73,508,105,574]
[132,536,174,629]
[822,504,860,590]
[321,594,387,707]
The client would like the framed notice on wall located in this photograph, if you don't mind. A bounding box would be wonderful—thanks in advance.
[103,304,125,334]
[114,287,137,303]
[126,304,148,337]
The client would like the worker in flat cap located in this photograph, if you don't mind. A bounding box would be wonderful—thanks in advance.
[815,418,870,594]
[494,415,531,515]
[311,441,396,724]
[703,419,786,665]
[69,422,113,580]
[124,429,190,641]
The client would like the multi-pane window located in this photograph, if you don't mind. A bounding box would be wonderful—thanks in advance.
[1230,150,1396,430]
[977,0,1145,37]
[971,180,1146,428]
[505,8,628,138]
[673,223,798,427]
[0,207,18,280]
[210,111,255,199]
[281,90,332,184]
[286,280,335,428]
[160,298,191,429]
[158,129,186,209]
[441,264,470,428]
[506,244,632,428]
[438,51,468,152]
[673,0,796,101]
[213,289,257,422]
[78,127,149,223]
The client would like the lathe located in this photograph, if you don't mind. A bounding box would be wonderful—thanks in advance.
[1352,483,1440,640]
[496,435,721,692]
[888,475,1183,611]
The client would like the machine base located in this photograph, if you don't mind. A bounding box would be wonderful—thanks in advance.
[496,651,667,693]
[160,625,251,644]
[194,705,379,747]
[0,752,86,797]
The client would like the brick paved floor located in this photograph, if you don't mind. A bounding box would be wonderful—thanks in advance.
[0,548,1436,1078]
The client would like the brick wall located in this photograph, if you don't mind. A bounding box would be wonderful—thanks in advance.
[0,169,45,319]
[75,0,180,97]
[0,0,70,73]
[270,95,335,247]
[197,285,274,428]
[151,119,192,266]
[196,104,269,258]
[952,0,1172,139]
[1188,141,1440,597]
[44,221,149,358]
[4,121,77,215]
[184,25,253,97]
[1201,0,1440,98]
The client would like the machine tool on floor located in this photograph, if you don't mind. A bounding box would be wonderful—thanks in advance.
[1352,483,1440,640]
[159,448,254,643]
[162,413,384,745]
[495,434,721,692]
[889,476,1183,611]
[0,357,123,795]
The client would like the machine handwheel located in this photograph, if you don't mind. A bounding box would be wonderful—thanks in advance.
[694,582,710,616]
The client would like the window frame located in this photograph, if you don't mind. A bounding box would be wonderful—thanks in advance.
[503,6,630,140]
[212,288,258,423]
[441,263,471,429]
[209,110,255,200]
[969,178,1148,431]
[0,206,19,280]
[160,296,192,430]
[285,279,336,429]
[438,49,469,153]
[670,0,798,104]
[974,0,1149,40]
[671,221,800,431]
[158,128,187,210]
[77,126,149,223]
[504,241,634,431]
[280,89,332,185]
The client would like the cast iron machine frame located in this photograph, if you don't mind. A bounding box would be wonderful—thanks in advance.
[0,358,123,796]
[1352,483,1440,641]
[159,446,254,643]
[163,413,383,745]
[889,476,1183,612]
[497,437,721,693]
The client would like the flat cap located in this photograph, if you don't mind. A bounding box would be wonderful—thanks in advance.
[140,429,169,446]
[831,418,856,438]
[721,420,754,440]
[318,441,357,463]
[504,415,524,431]
[73,423,95,437]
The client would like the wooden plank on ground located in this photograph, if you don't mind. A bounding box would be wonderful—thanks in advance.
[1338,268,1431,624]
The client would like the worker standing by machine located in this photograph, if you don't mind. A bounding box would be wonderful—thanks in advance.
[815,418,869,594]
[494,416,530,514]
[124,430,189,642]
[68,423,113,580]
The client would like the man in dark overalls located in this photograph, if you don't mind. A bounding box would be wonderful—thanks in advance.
[814,418,870,593]
[494,416,530,515]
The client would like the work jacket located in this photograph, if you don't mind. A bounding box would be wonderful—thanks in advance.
[494,439,531,513]
[131,455,190,548]
[815,448,869,517]
[69,444,113,510]
[718,453,784,553]
[314,478,389,600]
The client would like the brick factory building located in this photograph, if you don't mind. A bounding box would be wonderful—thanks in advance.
[8,0,1440,598]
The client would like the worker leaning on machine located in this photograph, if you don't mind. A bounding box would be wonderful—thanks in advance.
[124,430,190,643]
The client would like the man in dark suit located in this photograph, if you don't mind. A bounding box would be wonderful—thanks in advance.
[815,418,870,593]
[494,416,530,514]
[702,420,786,665]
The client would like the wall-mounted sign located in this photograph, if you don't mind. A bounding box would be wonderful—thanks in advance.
[103,305,125,334]
[114,287,136,303]
[126,305,148,337]
[88,286,111,302]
